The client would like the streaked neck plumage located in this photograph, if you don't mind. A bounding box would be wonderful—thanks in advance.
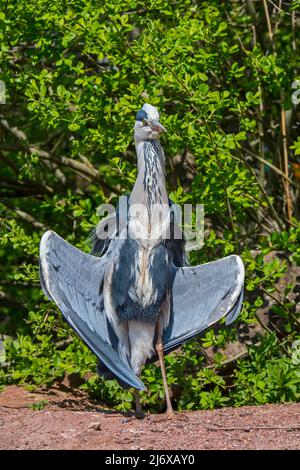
[129,138,169,246]
[132,139,168,208]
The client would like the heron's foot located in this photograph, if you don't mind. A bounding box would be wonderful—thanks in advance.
[121,415,136,423]
[164,410,188,421]
[121,411,145,423]
[135,409,145,420]
[150,410,188,423]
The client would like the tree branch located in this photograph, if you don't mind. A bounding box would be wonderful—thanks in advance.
[0,117,120,195]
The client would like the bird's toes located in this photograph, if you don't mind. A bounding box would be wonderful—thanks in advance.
[135,410,145,420]
[150,410,189,423]
[121,412,145,423]
[121,416,136,424]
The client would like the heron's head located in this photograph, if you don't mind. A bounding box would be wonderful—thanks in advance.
[134,103,166,142]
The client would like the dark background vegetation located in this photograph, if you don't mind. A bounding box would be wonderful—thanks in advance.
[0,0,299,412]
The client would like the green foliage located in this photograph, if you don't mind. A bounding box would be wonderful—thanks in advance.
[231,334,300,405]
[0,0,299,412]
[28,399,49,410]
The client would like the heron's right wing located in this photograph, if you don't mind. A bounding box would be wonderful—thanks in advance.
[89,195,130,257]
[89,211,117,257]
[39,230,145,390]
[163,255,244,352]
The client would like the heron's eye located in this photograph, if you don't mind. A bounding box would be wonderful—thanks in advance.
[142,119,148,126]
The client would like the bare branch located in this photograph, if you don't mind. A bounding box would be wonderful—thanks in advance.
[3,203,47,230]
[280,96,293,224]
[241,147,300,190]
[0,117,120,195]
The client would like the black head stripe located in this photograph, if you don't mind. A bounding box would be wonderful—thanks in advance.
[136,109,148,121]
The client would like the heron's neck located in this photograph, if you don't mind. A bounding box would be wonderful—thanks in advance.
[135,139,165,168]
[134,139,167,207]
[135,140,165,180]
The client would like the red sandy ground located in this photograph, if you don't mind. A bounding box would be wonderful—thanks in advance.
[0,385,299,450]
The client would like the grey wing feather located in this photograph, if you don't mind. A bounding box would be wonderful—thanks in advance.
[163,255,244,352]
[225,288,244,325]
[165,199,188,267]
[39,230,145,391]
[89,211,117,257]
[89,195,130,257]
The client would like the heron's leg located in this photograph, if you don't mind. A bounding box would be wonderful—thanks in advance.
[152,321,188,422]
[134,389,144,419]
[155,320,175,417]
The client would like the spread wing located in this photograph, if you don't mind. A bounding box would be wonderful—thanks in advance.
[162,255,244,352]
[40,230,244,388]
[39,230,145,390]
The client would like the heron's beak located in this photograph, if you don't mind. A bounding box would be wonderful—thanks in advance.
[149,120,167,133]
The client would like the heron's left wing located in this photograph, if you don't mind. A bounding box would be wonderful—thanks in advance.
[39,230,145,390]
[163,255,244,352]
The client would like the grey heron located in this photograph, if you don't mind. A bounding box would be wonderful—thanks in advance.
[39,103,244,419]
